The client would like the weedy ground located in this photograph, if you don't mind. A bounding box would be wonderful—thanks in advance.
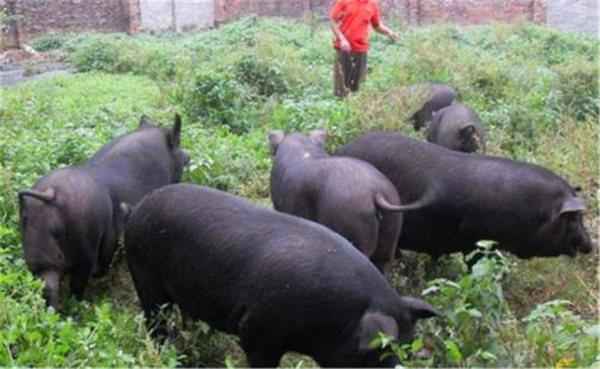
[0,18,598,367]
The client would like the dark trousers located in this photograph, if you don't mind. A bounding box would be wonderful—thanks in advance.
[334,50,367,97]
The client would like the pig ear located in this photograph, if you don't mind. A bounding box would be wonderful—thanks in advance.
[560,197,586,215]
[268,130,285,155]
[18,188,56,203]
[309,129,328,148]
[139,115,153,129]
[357,312,399,351]
[167,114,182,148]
[400,296,439,321]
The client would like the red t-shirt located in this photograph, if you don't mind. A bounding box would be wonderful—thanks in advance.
[330,0,381,53]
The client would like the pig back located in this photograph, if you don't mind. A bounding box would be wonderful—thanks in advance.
[86,127,175,205]
[335,132,575,255]
[125,184,396,333]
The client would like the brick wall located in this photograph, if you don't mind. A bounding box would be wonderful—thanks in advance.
[415,0,545,25]
[215,0,313,23]
[3,0,133,45]
[215,0,546,25]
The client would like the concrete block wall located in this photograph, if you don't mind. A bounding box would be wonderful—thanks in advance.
[139,0,214,32]
[547,0,598,36]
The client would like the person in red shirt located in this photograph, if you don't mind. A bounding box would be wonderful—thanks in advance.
[330,0,398,97]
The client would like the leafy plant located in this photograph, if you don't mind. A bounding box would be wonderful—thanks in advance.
[30,33,68,52]
[234,54,289,96]
[178,70,257,134]
[523,300,599,367]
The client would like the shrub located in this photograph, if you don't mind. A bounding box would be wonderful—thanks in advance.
[67,35,124,73]
[551,57,600,120]
[0,225,179,367]
[65,34,183,80]
[30,33,68,52]
[178,70,257,134]
[418,242,514,367]
[234,55,289,96]
[183,127,270,198]
[523,300,599,367]
[377,243,600,368]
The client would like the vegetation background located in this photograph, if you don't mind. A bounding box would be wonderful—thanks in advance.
[0,17,598,367]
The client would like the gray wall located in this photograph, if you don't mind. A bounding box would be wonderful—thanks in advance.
[547,0,599,36]
[140,0,214,32]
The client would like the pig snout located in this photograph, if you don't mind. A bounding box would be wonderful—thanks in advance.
[576,236,595,254]
[40,270,62,311]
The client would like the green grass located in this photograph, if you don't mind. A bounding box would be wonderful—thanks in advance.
[1,18,598,367]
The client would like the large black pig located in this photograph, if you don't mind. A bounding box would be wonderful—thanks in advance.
[18,114,189,310]
[335,132,594,259]
[269,130,430,273]
[124,184,438,367]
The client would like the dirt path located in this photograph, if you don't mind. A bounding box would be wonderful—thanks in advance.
[1,62,74,87]
[1,48,75,88]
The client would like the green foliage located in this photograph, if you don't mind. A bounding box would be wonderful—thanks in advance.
[183,127,270,197]
[551,57,600,120]
[177,69,257,134]
[65,34,180,80]
[523,300,599,367]
[0,224,179,367]
[379,244,599,368]
[235,54,289,96]
[30,33,69,52]
[417,242,513,366]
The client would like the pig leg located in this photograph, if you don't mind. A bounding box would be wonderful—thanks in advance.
[128,265,173,339]
[244,350,282,368]
[239,315,285,367]
[97,228,118,277]
[322,210,380,270]
[141,293,173,340]
[70,261,93,300]
[240,335,284,368]
[371,212,402,274]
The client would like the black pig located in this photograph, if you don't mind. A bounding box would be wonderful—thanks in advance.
[19,114,189,310]
[124,184,438,367]
[336,132,594,259]
[269,130,431,273]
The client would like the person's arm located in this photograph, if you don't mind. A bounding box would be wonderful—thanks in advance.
[330,1,351,52]
[374,22,399,41]
[331,21,351,52]
[370,4,398,42]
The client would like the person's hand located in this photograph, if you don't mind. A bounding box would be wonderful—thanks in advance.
[389,31,399,42]
[340,38,351,52]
